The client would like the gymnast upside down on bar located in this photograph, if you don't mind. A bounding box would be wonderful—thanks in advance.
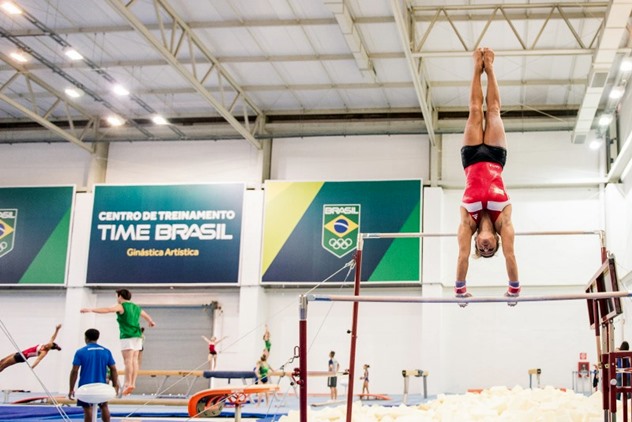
[455,47,519,306]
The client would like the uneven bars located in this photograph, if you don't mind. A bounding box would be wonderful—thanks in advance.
[362,230,603,239]
[307,290,632,304]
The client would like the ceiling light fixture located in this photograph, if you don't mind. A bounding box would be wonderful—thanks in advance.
[112,84,129,96]
[609,87,625,100]
[621,59,632,73]
[106,115,125,126]
[588,139,602,151]
[152,115,168,125]
[598,114,613,127]
[63,47,83,61]
[64,88,83,98]
[9,51,28,63]
[1,2,22,14]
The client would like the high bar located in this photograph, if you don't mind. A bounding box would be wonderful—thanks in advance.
[306,290,630,304]
[362,230,604,239]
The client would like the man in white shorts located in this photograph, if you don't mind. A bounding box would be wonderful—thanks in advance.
[81,289,155,395]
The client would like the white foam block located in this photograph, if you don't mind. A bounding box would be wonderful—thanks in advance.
[75,383,116,404]
[280,386,615,421]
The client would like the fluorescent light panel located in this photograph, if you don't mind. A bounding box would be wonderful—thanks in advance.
[64,48,83,61]
[152,115,168,125]
[64,88,82,98]
[106,115,124,126]
[112,85,129,96]
[9,51,27,62]
[1,2,22,14]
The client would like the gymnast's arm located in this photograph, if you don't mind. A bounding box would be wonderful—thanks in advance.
[80,304,123,314]
[31,350,48,369]
[109,364,119,392]
[69,365,79,399]
[456,208,475,281]
[496,205,518,282]
[49,324,62,343]
[140,310,156,327]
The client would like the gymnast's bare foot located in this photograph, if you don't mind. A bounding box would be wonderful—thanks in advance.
[483,48,495,72]
[473,48,484,74]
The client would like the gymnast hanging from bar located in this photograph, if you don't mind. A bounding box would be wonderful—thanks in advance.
[455,47,519,305]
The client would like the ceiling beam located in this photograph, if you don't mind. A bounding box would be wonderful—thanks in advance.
[105,0,264,150]
[391,0,437,146]
[0,27,157,141]
[8,8,610,38]
[572,0,632,143]
[0,53,100,153]
[0,113,577,144]
[324,0,376,81]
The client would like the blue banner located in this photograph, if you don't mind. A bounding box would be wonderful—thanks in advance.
[0,186,74,285]
[87,184,244,285]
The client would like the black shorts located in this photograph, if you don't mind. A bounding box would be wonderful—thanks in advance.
[461,144,507,169]
[13,353,26,363]
[77,400,107,408]
[327,377,337,388]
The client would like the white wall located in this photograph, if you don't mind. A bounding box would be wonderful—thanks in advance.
[0,131,620,397]
[441,131,603,187]
[0,143,91,187]
[272,135,430,181]
[106,140,264,186]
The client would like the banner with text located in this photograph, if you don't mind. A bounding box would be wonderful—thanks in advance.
[261,180,421,284]
[0,186,74,286]
[87,184,244,285]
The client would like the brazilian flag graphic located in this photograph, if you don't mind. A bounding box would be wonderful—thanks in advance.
[262,180,421,283]
[0,186,74,285]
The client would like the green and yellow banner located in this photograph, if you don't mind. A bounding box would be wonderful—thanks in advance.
[262,180,421,284]
[0,186,74,285]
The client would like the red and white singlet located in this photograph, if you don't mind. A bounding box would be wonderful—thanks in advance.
[461,161,510,223]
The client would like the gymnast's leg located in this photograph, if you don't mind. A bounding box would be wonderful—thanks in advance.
[464,48,485,148]
[121,349,139,394]
[455,49,486,304]
[0,354,18,373]
[482,47,520,304]
[482,48,507,149]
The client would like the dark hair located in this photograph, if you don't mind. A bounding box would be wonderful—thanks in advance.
[51,342,62,351]
[116,289,132,300]
[622,341,630,351]
[85,328,100,342]
[473,232,500,259]
[330,351,335,357]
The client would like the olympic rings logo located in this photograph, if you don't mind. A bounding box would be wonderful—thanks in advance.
[328,238,353,250]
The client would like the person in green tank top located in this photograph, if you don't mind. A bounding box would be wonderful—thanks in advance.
[255,354,273,406]
[80,289,155,396]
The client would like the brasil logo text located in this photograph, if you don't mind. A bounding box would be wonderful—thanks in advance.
[0,209,17,258]
[322,204,360,258]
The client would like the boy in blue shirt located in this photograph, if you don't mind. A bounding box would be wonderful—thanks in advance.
[69,329,119,422]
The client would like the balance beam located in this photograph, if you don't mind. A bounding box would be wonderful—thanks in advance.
[269,370,346,377]
[138,369,203,377]
[203,370,258,384]
[402,369,429,402]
